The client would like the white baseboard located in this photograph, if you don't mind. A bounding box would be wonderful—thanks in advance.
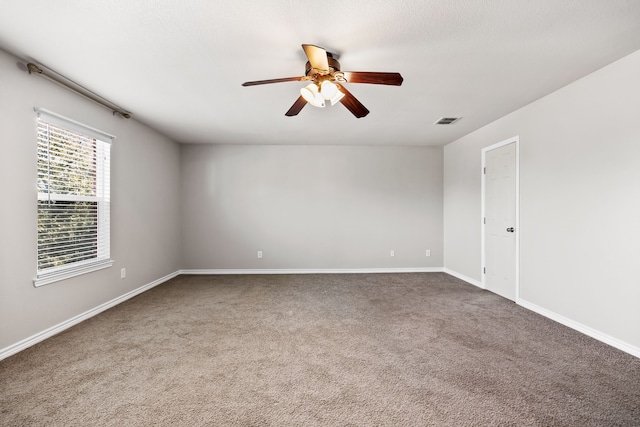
[443,270,639,358]
[518,298,640,359]
[179,267,444,275]
[442,268,484,288]
[0,270,180,361]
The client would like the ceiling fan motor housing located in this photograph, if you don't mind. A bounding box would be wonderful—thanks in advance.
[305,54,341,77]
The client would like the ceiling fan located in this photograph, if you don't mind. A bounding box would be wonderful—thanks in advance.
[242,44,403,118]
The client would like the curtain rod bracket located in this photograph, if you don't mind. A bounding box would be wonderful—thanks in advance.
[113,111,131,119]
[27,63,43,74]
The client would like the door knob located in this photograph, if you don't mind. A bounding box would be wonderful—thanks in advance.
[506,227,515,232]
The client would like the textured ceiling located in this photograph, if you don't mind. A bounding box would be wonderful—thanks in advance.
[1,0,640,146]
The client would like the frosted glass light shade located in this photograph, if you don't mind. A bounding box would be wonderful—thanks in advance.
[300,84,325,108]
[320,80,338,99]
[329,91,345,106]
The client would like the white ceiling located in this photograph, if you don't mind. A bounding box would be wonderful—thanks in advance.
[1,0,640,146]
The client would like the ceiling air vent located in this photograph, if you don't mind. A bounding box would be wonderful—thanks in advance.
[434,117,461,125]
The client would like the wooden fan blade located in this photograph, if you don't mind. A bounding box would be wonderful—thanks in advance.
[336,84,369,118]
[285,96,307,117]
[302,44,329,72]
[242,76,305,86]
[342,71,404,86]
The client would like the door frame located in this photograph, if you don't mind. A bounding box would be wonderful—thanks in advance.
[481,135,520,302]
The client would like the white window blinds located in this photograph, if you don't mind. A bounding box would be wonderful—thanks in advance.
[34,108,114,286]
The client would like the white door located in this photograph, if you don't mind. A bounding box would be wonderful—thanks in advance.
[484,141,517,301]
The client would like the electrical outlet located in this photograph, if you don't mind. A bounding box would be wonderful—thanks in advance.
[120,268,126,279]
[257,251,263,259]
[426,250,431,257]
[390,250,395,257]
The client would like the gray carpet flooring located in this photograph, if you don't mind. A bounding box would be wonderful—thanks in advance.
[1,273,639,426]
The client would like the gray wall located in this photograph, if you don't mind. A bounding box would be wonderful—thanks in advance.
[181,144,443,269]
[444,50,640,349]
[0,49,182,352]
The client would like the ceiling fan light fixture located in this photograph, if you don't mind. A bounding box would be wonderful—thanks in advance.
[300,83,325,108]
[320,80,338,99]
[329,90,345,106]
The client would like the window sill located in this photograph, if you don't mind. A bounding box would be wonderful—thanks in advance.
[33,259,114,287]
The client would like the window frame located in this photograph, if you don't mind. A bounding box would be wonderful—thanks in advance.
[33,108,114,287]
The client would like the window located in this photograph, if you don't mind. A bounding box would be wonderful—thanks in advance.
[34,109,113,286]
